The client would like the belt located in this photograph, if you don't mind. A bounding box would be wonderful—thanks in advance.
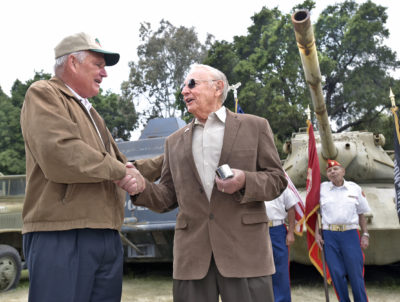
[322,224,359,231]
[268,220,285,227]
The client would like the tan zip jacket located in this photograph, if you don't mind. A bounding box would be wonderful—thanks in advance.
[20,77,129,233]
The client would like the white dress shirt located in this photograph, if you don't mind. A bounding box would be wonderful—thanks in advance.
[192,106,226,201]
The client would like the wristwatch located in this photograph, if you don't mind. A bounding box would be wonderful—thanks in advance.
[362,232,370,238]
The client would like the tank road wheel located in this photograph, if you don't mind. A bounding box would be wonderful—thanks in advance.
[0,244,22,292]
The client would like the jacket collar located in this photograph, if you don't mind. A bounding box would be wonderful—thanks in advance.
[49,77,76,99]
[49,76,91,115]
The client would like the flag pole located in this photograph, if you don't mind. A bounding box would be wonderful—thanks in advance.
[229,82,241,113]
[317,212,330,302]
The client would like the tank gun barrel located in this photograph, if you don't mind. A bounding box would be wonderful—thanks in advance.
[291,10,337,159]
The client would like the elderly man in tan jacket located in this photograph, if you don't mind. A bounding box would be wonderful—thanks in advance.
[120,64,287,302]
[20,32,161,302]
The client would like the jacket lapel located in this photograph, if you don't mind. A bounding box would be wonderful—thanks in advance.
[218,109,241,166]
[182,120,205,188]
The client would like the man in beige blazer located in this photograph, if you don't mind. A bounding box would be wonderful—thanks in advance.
[119,64,287,302]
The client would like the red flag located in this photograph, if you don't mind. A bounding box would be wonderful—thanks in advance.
[305,120,331,283]
[284,171,305,235]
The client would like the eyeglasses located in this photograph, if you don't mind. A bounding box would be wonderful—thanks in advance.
[181,79,218,91]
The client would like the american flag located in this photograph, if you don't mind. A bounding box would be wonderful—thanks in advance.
[391,105,400,222]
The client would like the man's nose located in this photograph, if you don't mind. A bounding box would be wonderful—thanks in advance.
[100,67,107,78]
[181,85,189,95]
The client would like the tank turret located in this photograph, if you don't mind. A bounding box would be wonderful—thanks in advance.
[284,9,399,265]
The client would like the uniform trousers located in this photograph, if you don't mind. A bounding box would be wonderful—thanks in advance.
[269,224,291,302]
[322,230,368,302]
[173,255,274,302]
[23,228,123,302]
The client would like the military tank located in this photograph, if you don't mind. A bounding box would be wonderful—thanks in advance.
[284,9,399,265]
[0,174,25,292]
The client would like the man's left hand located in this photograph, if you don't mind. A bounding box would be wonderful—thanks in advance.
[360,235,369,249]
[215,168,245,194]
[286,232,295,246]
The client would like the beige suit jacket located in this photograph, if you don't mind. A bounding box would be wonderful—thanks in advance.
[134,109,287,280]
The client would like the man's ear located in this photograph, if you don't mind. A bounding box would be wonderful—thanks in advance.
[214,80,224,96]
[66,54,78,72]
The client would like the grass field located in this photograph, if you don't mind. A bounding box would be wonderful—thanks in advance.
[2,263,400,301]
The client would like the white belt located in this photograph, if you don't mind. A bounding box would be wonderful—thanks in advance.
[268,220,285,227]
[322,224,359,231]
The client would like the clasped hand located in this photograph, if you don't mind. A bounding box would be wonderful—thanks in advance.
[114,162,145,195]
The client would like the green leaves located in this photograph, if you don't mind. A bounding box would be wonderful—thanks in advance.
[0,71,51,174]
[91,90,138,141]
[122,20,212,124]
[204,0,400,153]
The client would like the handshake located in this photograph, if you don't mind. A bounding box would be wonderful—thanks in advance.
[114,162,146,196]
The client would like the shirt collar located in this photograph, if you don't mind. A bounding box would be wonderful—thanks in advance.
[194,106,226,126]
[65,85,92,112]
[329,179,349,190]
[215,106,226,123]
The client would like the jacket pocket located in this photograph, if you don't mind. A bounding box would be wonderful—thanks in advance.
[242,212,268,225]
[175,216,188,230]
[61,184,76,204]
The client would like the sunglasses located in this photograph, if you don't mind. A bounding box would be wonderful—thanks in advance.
[181,79,218,91]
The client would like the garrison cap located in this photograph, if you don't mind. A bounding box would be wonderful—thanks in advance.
[326,159,342,170]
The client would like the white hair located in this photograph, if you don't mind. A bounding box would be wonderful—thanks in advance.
[188,64,229,103]
[54,51,88,76]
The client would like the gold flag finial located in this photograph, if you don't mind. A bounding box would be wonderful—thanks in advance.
[306,105,311,121]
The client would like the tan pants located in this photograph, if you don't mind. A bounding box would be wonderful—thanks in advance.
[173,257,274,302]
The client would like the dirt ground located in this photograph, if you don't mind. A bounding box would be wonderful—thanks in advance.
[2,263,400,301]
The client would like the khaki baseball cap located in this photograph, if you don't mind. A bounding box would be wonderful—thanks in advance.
[54,32,120,66]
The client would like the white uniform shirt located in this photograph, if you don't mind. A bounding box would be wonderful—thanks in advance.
[265,186,298,220]
[192,106,226,201]
[320,180,371,226]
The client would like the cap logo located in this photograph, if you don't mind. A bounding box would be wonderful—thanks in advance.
[95,38,102,47]
[326,159,341,170]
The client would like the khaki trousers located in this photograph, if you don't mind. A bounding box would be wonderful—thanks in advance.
[173,257,274,302]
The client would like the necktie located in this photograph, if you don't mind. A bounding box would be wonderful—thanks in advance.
[89,107,111,153]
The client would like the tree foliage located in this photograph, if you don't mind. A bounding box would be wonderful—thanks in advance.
[315,0,400,132]
[204,2,315,148]
[92,90,137,141]
[0,71,51,174]
[204,0,400,152]
[121,19,213,124]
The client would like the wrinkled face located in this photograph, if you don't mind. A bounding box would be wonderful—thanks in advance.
[181,68,222,122]
[326,165,345,185]
[71,51,107,98]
